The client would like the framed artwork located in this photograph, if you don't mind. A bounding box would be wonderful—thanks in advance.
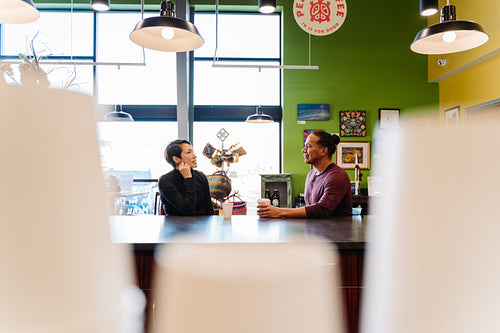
[339,111,366,137]
[297,104,330,121]
[465,98,500,121]
[379,108,400,129]
[303,129,322,144]
[336,141,371,169]
[445,106,459,126]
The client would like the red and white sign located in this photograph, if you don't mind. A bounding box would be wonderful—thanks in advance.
[293,0,347,36]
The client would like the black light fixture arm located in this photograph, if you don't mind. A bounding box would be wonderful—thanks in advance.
[161,0,175,17]
[440,4,456,22]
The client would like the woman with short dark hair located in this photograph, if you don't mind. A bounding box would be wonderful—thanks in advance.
[158,139,214,216]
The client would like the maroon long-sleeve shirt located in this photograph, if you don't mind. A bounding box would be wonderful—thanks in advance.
[304,163,352,217]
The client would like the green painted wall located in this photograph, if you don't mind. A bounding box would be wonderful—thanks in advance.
[281,0,438,197]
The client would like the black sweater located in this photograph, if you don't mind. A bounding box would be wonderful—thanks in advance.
[158,169,215,216]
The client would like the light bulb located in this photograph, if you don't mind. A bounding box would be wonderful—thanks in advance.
[443,31,456,43]
[161,28,175,40]
[92,3,109,11]
[421,8,438,16]
[259,5,276,14]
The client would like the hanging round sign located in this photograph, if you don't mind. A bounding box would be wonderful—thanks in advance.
[293,0,347,36]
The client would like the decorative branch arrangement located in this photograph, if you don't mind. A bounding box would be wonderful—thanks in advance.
[0,32,80,90]
[203,128,248,212]
[202,128,247,175]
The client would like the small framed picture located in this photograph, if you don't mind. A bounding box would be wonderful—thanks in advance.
[336,141,371,169]
[379,108,400,129]
[297,104,330,121]
[339,110,366,137]
[445,106,460,127]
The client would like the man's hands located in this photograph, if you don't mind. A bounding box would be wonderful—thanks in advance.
[178,162,192,178]
[257,204,308,218]
[257,203,282,218]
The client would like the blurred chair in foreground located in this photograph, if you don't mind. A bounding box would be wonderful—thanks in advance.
[0,86,144,332]
[151,238,345,333]
[361,124,500,333]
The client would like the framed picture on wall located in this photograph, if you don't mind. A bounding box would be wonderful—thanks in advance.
[336,141,371,169]
[379,108,400,129]
[297,104,330,121]
[445,106,460,126]
[339,110,367,137]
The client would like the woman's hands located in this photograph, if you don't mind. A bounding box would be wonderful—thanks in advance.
[178,162,192,178]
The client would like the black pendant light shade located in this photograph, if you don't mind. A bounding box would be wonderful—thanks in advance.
[420,0,438,16]
[130,0,204,52]
[411,4,488,55]
[103,105,134,122]
[259,0,276,14]
[245,106,274,123]
[91,0,110,12]
[0,0,39,24]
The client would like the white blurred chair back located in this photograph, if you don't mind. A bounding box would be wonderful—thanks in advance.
[152,238,345,333]
[361,123,500,333]
[0,86,144,332]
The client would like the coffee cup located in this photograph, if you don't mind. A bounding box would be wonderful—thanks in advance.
[222,202,233,219]
[257,198,271,206]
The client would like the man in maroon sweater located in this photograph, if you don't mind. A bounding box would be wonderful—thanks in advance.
[257,131,352,218]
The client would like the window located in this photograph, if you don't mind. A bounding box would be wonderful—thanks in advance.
[2,11,94,56]
[194,61,280,105]
[194,13,280,58]
[96,12,177,104]
[193,122,280,214]
[193,12,281,105]
[97,122,177,178]
[1,10,94,94]
[191,12,281,213]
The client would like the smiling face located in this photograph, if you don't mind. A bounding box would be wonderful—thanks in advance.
[302,133,327,165]
[175,143,198,168]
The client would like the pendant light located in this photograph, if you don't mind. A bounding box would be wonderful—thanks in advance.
[130,0,204,52]
[420,0,438,16]
[259,0,276,14]
[0,0,39,24]
[91,0,110,12]
[103,105,134,122]
[411,2,489,55]
[246,106,274,123]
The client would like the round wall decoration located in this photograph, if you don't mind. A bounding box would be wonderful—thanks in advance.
[293,0,347,36]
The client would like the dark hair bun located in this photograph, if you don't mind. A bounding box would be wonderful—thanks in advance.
[331,133,340,145]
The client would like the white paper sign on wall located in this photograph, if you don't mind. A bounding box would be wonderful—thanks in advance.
[293,0,347,36]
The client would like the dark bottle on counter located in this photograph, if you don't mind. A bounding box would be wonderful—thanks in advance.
[265,188,271,201]
[271,189,280,207]
[295,193,305,208]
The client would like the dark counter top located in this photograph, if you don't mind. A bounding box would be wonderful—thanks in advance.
[109,214,369,250]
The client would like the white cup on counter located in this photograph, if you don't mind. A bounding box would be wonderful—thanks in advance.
[222,202,233,219]
[257,198,271,206]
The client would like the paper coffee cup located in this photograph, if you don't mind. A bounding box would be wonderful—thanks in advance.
[258,198,271,205]
[222,202,233,219]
